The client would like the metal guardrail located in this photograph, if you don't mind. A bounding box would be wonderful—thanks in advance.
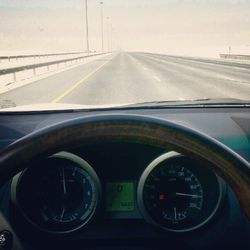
[220,54,250,60]
[0,53,107,77]
[0,51,85,61]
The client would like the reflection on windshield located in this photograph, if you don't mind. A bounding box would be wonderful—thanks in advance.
[0,0,250,109]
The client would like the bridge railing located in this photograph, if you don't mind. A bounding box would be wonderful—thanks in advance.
[0,52,108,86]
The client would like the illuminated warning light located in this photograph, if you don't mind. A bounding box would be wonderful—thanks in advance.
[159,194,166,200]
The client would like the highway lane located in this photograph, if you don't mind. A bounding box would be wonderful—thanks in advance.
[0,54,115,106]
[132,53,250,100]
[1,52,250,107]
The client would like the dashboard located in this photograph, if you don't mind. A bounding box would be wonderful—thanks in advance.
[0,107,250,249]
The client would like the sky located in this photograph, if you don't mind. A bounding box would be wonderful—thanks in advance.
[1,0,250,57]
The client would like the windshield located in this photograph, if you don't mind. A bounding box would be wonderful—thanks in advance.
[1,0,250,110]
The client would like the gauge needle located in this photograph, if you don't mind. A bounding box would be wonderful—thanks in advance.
[62,167,67,195]
[176,192,202,198]
[174,207,177,220]
[60,207,65,220]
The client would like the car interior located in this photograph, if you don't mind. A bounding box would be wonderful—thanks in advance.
[1,1,250,250]
[0,106,250,250]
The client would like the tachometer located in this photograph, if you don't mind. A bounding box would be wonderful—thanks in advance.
[137,152,224,232]
[11,152,101,234]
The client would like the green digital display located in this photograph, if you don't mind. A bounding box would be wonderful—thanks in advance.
[106,182,134,212]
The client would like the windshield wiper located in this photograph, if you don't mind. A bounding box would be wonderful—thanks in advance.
[120,98,250,108]
[1,98,249,113]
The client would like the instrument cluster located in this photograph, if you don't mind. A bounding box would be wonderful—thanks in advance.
[11,150,225,234]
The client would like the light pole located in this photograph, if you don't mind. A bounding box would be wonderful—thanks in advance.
[106,17,110,52]
[100,2,104,52]
[110,24,113,52]
[85,0,90,53]
[112,29,117,51]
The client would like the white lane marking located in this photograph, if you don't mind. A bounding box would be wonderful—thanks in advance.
[152,75,161,82]
[142,54,250,85]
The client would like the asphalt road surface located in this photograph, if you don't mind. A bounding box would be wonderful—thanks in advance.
[1,52,250,107]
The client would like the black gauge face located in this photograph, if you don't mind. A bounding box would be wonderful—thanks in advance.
[144,164,203,224]
[38,164,96,224]
[138,152,224,232]
[13,152,100,233]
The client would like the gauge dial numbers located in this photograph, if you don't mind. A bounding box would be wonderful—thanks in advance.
[138,152,224,232]
[11,152,101,234]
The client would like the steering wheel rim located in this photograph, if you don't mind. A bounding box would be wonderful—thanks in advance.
[0,114,250,248]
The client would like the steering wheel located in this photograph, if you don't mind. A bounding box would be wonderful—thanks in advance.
[0,114,250,250]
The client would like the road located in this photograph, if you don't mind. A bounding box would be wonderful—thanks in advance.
[1,52,250,107]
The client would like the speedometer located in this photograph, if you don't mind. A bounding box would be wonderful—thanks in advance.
[137,152,224,232]
[155,165,204,222]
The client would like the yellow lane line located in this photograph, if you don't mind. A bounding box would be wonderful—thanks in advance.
[51,59,111,103]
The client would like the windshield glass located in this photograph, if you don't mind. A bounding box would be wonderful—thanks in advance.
[1,0,250,110]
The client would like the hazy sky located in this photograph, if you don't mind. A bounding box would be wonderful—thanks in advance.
[1,0,250,56]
